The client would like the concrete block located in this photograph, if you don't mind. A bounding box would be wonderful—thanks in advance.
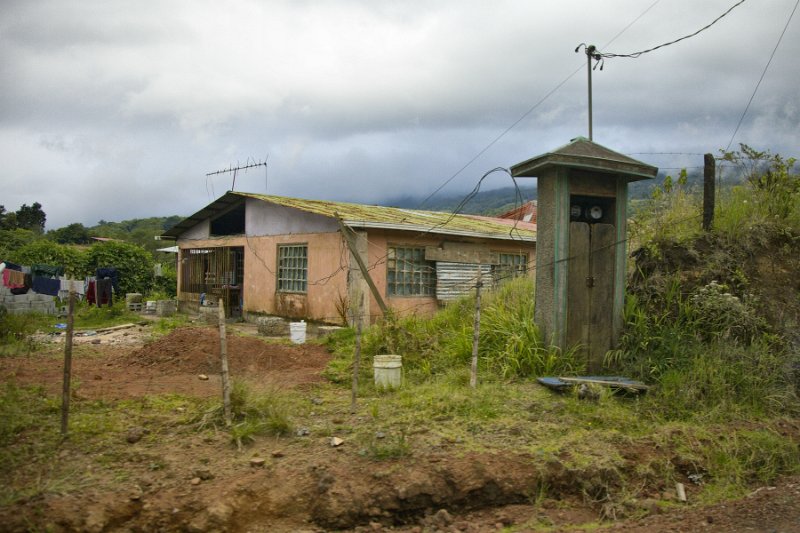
[257,316,289,336]
[156,300,176,317]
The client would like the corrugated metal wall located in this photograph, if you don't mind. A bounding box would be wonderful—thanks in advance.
[435,262,492,302]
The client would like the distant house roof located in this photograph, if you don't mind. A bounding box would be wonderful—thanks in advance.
[498,201,537,224]
[91,236,123,242]
[162,191,536,242]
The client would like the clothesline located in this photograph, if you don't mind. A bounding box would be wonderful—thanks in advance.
[1,261,121,307]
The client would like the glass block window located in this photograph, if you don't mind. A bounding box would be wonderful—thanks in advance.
[387,246,436,296]
[494,252,528,284]
[277,244,307,293]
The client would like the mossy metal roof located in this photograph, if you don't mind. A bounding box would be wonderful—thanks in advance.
[163,191,535,241]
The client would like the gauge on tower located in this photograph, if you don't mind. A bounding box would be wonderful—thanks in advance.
[588,205,603,221]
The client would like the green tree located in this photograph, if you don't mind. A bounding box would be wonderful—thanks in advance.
[85,241,154,294]
[0,207,18,231]
[49,223,90,244]
[15,203,46,233]
[11,240,86,276]
[0,228,41,260]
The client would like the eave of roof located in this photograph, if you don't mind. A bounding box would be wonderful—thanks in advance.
[511,137,658,182]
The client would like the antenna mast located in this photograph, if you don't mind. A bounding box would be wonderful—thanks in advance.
[206,158,268,192]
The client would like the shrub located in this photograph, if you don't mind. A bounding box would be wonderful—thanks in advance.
[11,240,86,277]
[689,281,765,344]
[85,241,154,294]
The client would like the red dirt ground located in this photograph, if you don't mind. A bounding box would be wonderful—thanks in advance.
[1,325,331,400]
[1,324,799,532]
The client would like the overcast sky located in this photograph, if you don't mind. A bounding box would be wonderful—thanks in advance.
[2,0,798,230]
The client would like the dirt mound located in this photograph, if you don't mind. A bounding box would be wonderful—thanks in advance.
[125,326,332,387]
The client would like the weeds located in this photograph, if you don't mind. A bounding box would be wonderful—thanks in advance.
[326,277,579,384]
[196,379,294,446]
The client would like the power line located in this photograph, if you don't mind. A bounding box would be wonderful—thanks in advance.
[416,1,664,209]
[415,68,582,209]
[724,0,799,152]
[597,0,747,60]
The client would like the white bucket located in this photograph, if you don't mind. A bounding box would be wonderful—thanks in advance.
[289,321,307,344]
[373,355,402,389]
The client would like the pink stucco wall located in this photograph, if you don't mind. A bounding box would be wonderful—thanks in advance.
[178,229,535,324]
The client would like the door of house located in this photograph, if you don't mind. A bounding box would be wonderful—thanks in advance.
[566,221,616,371]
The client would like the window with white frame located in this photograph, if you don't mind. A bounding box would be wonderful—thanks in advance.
[277,244,308,293]
[494,252,528,284]
[387,246,436,296]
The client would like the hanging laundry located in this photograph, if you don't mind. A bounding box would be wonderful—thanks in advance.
[95,268,120,293]
[86,280,96,306]
[32,264,65,278]
[58,278,86,300]
[96,278,113,307]
[2,261,22,272]
[32,276,60,296]
[2,269,26,289]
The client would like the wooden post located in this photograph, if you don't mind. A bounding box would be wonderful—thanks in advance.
[335,215,389,316]
[703,153,715,231]
[218,302,232,427]
[350,294,364,413]
[470,267,482,388]
[60,289,76,437]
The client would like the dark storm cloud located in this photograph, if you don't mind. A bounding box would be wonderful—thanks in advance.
[0,0,798,228]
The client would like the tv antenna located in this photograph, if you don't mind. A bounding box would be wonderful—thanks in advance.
[206,157,268,192]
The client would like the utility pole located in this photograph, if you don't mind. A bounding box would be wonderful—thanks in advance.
[575,44,602,141]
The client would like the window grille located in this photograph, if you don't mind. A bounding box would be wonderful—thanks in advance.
[387,246,436,296]
[277,244,308,293]
[494,253,528,284]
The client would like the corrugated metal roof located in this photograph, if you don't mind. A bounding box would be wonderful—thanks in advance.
[164,191,536,241]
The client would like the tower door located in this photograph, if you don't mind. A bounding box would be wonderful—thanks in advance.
[566,222,616,371]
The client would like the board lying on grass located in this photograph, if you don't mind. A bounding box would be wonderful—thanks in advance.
[537,376,649,394]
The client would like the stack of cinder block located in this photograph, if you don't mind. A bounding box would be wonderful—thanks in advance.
[0,286,57,315]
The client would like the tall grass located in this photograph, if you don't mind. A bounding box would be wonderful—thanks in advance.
[609,147,800,420]
[326,277,580,385]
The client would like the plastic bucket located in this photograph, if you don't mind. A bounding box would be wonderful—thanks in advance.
[373,354,402,389]
[290,321,307,344]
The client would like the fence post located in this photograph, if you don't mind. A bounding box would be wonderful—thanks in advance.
[351,294,364,413]
[218,302,232,427]
[703,153,715,231]
[60,289,76,437]
[470,267,483,388]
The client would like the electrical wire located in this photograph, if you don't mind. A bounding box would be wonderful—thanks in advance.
[596,0,747,60]
[724,0,799,152]
[416,1,665,209]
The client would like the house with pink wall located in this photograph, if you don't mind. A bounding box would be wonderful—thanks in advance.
[161,192,536,324]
